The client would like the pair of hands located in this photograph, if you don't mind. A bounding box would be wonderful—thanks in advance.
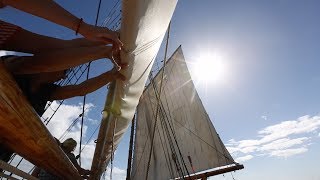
[79,22,123,52]
[79,22,127,71]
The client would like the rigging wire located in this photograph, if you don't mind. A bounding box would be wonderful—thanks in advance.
[148,73,190,178]
[6,0,121,175]
[143,22,188,180]
[7,64,91,176]
[102,0,121,27]
[132,43,237,180]
[78,0,104,166]
[148,50,235,162]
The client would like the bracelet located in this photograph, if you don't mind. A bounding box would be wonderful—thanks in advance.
[75,18,83,35]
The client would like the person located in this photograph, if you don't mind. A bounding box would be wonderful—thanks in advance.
[1,0,124,70]
[0,0,123,49]
[0,53,125,163]
[0,22,124,72]
[61,138,91,177]
[32,138,90,179]
[1,54,126,116]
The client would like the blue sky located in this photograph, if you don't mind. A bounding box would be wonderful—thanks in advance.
[1,0,320,180]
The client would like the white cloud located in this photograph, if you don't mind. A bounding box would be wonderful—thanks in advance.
[269,147,308,158]
[226,147,240,154]
[42,101,97,170]
[87,117,100,125]
[43,101,94,139]
[6,101,98,177]
[259,137,308,151]
[103,166,127,180]
[258,115,320,144]
[235,155,253,163]
[261,115,267,120]
[227,114,320,162]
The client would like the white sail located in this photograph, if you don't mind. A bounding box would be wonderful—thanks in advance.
[90,0,178,178]
[131,46,237,180]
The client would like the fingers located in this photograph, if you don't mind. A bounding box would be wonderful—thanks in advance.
[117,62,128,70]
[113,71,126,81]
[80,24,123,50]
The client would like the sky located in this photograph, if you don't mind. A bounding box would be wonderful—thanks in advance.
[1,0,320,180]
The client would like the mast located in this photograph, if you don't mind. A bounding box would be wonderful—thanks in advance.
[89,0,178,178]
[126,115,136,180]
[130,46,244,180]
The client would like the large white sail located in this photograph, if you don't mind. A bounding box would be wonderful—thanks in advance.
[131,46,238,180]
[90,0,178,178]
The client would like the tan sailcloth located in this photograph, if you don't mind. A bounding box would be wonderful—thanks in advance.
[0,63,81,179]
[130,46,243,180]
[90,0,178,178]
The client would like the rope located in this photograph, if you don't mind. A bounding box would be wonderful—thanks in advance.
[79,66,89,166]
[148,50,235,162]
[148,74,189,178]
[102,0,121,27]
[145,22,171,180]
[79,0,104,166]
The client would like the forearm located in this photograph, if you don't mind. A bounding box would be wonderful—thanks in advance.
[75,71,116,95]
[3,0,80,31]
[50,71,120,100]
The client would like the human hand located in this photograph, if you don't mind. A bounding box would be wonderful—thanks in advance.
[79,22,123,51]
[112,71,126,81]
[111,49,129,71]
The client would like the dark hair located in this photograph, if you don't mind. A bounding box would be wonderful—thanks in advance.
[63,69,71,75]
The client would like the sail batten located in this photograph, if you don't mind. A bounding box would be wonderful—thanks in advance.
[131,47,241,180]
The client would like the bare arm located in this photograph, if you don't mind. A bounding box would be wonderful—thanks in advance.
[2,0,122,48]
[3,0,79,31]
[50,71,126,100]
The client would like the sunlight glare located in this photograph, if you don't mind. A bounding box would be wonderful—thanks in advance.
[192,52,227,84]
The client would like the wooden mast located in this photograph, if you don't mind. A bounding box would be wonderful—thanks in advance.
[0,63,82,179]
[126,115,136,180]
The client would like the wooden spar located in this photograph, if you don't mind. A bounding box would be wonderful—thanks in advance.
[89,0,178,178]
[0,63,82,179]
[89,81,117,179]
[126,115,135,180]
[182,164,244,180]
[0,160,37,180]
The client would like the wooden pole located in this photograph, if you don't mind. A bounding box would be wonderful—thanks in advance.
[0,63,81,179]
[126,115,136,180]
[183,164,244,180]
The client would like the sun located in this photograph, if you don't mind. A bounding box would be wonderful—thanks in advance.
[191,52,227,85]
